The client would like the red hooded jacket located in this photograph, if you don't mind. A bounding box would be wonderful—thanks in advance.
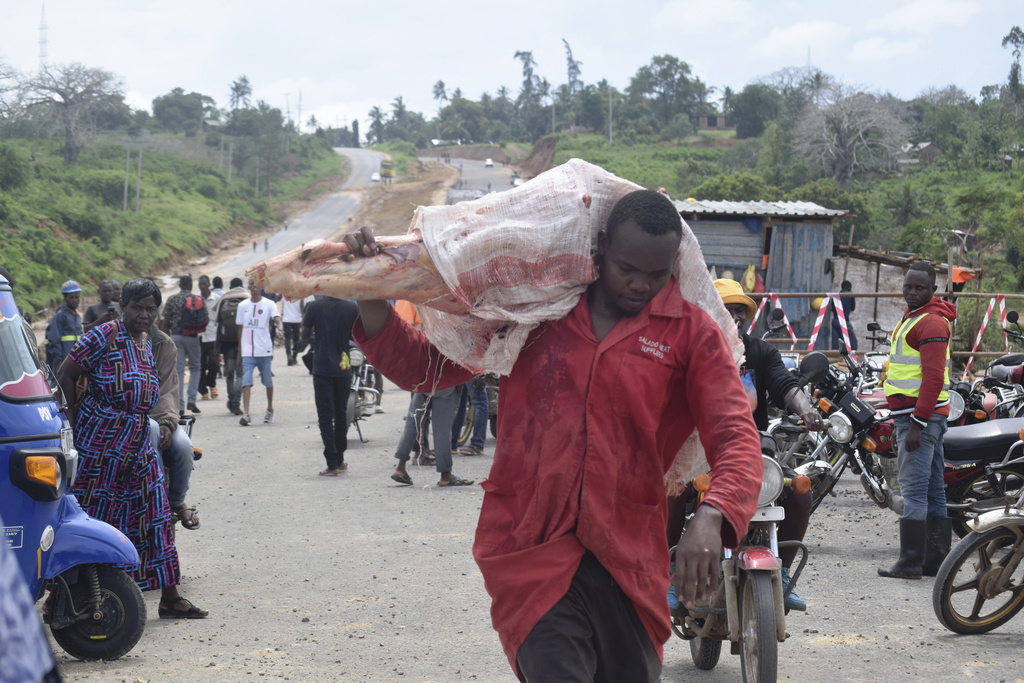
[886,296,958,422]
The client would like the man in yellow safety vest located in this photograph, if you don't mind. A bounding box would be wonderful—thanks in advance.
[879,262,957,579]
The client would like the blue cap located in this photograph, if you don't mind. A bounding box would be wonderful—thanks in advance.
[61,280,82,294]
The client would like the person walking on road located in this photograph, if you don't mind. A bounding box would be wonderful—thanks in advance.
[160,275,207,415]
[197,275,221,401]
[280,296,304,366]
[237,276,280,426]
[344,189,762,681]
[213,278,249,416]
[879,262,956,579]
[301,296,360,476]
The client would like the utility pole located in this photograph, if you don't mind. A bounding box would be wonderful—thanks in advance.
[123,145,130,213]
[285,93,291,154]
[219,136,224,172]
[255,157,260,198]
[297,91,302,135]
[227,140,233,182]
[134,148,142,216]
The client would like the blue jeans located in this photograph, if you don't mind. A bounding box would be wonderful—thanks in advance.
[895,413,947,521]
[149,419,194,509]
[242,355,273,387]
[451,381,488,450]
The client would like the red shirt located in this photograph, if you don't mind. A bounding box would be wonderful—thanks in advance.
[354,278,762,674]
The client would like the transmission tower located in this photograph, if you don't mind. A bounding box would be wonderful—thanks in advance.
[39,5,48,69]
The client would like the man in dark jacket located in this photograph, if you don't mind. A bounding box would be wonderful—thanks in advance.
[45,280,83,375]
[879,262,957,579]
[712,278,822,611]
[301,296,360,476]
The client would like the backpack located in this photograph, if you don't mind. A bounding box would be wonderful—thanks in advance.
[180,294,208,337]
[217,296,242,343]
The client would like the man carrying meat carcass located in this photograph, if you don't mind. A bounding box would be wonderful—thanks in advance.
[344,189,761,682]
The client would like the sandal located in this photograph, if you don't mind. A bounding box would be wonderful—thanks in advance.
[438,475,475,487]
[412,454,436,466]
[172,506,200,530]
[457,445,484,456]
[391,471,413,486]
[158,596,208,619]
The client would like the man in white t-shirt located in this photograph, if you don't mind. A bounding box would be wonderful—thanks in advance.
[237,276,281,426]
[280,296,304,366]
[198,274,222,401]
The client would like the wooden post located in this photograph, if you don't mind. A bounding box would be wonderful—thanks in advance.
[841,223,855,280]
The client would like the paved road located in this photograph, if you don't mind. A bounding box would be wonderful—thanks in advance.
[213,147,384,283]
[419,156,516,199]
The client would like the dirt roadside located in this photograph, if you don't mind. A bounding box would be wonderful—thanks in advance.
[340,160,460,238]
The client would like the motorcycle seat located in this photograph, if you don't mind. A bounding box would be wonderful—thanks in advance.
[943,418,1024,462]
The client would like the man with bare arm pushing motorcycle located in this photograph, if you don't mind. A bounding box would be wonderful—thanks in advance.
[344,190,762,682]
[879,262,957,579]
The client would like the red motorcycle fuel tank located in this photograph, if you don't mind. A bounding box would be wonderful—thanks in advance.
[867,420,895,453]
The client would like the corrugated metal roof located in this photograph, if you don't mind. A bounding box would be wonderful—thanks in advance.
[673,199,846,218]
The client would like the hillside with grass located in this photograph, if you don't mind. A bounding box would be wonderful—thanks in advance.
[0,132,343,313]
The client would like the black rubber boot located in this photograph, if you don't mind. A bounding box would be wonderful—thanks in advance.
[878,518,926,579]
[922,516,952,577]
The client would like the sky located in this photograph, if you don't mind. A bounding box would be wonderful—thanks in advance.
[0,0,1020,134]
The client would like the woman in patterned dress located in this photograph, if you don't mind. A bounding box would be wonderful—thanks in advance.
[56,278,207,619]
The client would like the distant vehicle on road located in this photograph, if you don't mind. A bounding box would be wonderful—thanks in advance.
[370,172,381,182]
[484,158,494,167]
[512,178,524,187]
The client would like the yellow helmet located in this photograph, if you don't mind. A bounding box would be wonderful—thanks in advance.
[811,297,824,311]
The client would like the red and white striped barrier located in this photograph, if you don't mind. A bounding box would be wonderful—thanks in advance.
[806,294,855,358]
[746,293,797,349]
[962,295,1007,378]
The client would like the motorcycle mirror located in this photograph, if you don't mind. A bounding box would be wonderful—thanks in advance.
[770,307,785,322]
[798,352,830,385]
[1008,310,1020,324]
[867,322,881,332]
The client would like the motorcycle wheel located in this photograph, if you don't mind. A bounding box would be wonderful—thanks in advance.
[933,526,1024,634]
[455,394,475,447]
[739,572,777,683]
[809,450,847,514]
[949,465,1024,538]
[50,564,146,661]
[689,634,722,670]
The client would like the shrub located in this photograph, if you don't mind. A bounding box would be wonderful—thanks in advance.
[0,144,29,191]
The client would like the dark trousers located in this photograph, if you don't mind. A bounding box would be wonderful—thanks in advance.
[198,340,219,395]
[222,343,242,411]
[313,373,351,470]
[516,552,661,683]
[283,322,301,359]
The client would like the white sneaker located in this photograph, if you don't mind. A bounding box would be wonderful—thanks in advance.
[263,410,275,424]
[239,414,251,426]
[374,406,385,414]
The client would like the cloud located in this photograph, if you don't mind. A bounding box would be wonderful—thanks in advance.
[848,36,921,63]
[750,20,851,60]
[650,0,759,32]
[866,0,983,34]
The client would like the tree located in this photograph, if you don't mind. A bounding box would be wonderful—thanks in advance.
[229,75,252,110]
[368,106,386,144]
[307,114,319,131]
[351,119,359,148]
[627,55,698,126]
[26,63,123,165]
[152,87,216,135]
[730,83,783,138]
[689,171,783,201]
[391,96,408,125]
[1003,26,1024,118]
[563,39,582,95]
[794,82,908,189]
[432,80,447,113]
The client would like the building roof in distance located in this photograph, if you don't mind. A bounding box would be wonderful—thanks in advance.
[673,198,847,218]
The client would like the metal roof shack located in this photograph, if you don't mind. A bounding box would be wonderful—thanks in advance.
[673,198,847,337]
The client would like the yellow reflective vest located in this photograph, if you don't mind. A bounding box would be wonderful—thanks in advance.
[882,312,950,403]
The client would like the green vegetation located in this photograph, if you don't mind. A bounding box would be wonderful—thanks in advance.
[0,134,342,313]
[370,139,419,177]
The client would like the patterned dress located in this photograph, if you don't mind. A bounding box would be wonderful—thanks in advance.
[68,320,180,591]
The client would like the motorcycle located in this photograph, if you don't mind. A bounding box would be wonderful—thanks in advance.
[787,351,898,514]
[347,344,380,443]
[670,445,810,683]
[0,275,145,661]
[943,418,1024,537]
[932,427,1024,634]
